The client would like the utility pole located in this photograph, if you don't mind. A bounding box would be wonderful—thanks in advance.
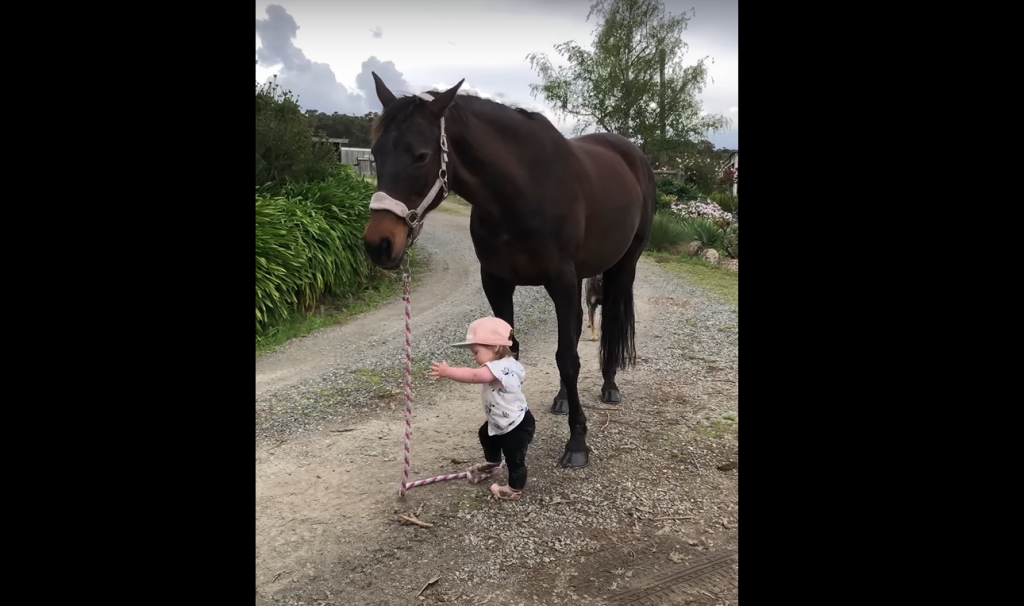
[658,46,667,169]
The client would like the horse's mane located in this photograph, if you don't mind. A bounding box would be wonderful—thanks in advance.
[370,91,555,145]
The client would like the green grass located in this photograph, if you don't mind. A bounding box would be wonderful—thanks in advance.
[693,415,739,439]
[647,212,691,252]
[643,251,738,308]
[256,166,383,334]
[256,247,425,355]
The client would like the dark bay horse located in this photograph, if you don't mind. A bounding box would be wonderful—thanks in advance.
[363,73,655,468]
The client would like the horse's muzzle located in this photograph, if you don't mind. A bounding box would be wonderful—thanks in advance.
[365,236,396,267]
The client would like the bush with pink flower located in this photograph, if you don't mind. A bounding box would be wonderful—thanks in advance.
[669,198,734,229]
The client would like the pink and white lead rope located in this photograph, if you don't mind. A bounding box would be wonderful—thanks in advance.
[398,255,469,498]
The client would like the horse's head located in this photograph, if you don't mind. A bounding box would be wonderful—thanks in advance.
[363,72,465,269]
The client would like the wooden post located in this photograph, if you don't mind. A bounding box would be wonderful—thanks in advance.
[732,152,738,196]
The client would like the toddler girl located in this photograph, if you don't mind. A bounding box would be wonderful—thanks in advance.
[428,316,535,501]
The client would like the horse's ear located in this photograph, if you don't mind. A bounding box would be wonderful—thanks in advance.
[427,78,464,117]
[372,71,397,109]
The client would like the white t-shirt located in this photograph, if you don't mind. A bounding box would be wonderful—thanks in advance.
[481,357,529,436]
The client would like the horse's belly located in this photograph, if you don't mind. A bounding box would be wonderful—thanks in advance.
[578,210,641,272]
[469,231,554,285]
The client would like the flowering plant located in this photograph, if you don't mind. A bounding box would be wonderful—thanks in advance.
[669,198,734,229]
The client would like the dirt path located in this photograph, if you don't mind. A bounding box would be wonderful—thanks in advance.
[256,206,739,606]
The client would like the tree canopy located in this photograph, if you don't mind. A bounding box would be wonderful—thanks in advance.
[303,111,377,148]
[526,0,730,158]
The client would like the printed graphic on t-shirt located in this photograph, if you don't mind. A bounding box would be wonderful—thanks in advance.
[481,357,529,436]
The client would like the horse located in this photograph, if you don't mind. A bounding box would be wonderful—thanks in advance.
[585,273,603,342]
[362,73,655,468]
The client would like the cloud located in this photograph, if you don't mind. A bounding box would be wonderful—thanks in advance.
[356,57,412,110]
[256,5,407,115]
[370,26,382,38]
[729,107,738,113]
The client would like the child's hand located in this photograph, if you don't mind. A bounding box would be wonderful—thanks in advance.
[428,361,450,379]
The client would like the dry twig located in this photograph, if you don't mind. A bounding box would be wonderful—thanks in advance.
[654,516,695,521]
[602,412,610,430]
[271,570,292,583]
[417,575,440,597]
[398,514,433,528]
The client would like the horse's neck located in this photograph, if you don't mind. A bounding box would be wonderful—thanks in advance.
[446,108,561,215]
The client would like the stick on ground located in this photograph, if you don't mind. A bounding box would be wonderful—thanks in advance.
[398,514,433,528]
[418,575,441,597]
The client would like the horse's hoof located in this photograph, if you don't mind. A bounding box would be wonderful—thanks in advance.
[550,397,569,415]
[559,446,590,468]
[601,389,621,404]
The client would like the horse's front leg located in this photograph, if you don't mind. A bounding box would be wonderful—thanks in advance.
[545,273,589,468]
[551,278,583,415]
[480,267,520,358]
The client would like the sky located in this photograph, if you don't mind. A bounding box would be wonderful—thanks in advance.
[255,0,738,149]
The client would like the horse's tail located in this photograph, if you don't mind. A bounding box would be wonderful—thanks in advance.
[599,258,637,372]
[599,160,654,372]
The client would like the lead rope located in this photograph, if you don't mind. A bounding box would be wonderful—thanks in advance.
[399,255,414,497]
[399,253,468,498]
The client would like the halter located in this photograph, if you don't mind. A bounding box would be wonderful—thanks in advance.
[367,91,450,246]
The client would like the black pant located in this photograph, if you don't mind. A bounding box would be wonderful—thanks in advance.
[479,409,536,491]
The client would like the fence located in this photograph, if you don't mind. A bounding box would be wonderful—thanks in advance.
[653,169,685,181]
[338,147,375,177]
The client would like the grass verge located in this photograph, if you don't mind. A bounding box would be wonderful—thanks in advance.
[643,251,738,308]
[256,247,426,355]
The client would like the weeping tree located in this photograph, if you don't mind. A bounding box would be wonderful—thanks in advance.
[526,0,730,161]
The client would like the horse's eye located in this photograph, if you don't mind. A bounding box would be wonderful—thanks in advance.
[414,152,430,164]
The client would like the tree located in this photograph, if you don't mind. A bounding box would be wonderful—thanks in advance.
[255,76,338,189]
[525,0,730,160]
[303,110,377,148]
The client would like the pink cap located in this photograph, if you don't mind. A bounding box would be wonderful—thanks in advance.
[450,316,513,348]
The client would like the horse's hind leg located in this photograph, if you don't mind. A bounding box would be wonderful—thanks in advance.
[551,279,583,415]
[481,268,520,358]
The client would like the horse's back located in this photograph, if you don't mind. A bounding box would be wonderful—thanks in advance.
[563,133,655,274]
[568,133,653,206]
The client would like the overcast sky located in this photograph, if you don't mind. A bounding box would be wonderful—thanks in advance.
[255,0,738,149]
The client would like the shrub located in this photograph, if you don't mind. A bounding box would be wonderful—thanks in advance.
[723,223,738,259]
[647,212,690,252]
[720,167,738,192]
[256,76,338,189]
[660,155,729,196]
[670,199,733,229]
[710,192,738,214]
[255,165,389,335]
[679,217,725,250]
[656,192,676,213]
[656,176,705,203]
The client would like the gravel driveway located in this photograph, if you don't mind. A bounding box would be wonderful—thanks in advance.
[256,204,739,606]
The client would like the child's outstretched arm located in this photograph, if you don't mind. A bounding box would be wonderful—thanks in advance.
[428,361,496,384]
